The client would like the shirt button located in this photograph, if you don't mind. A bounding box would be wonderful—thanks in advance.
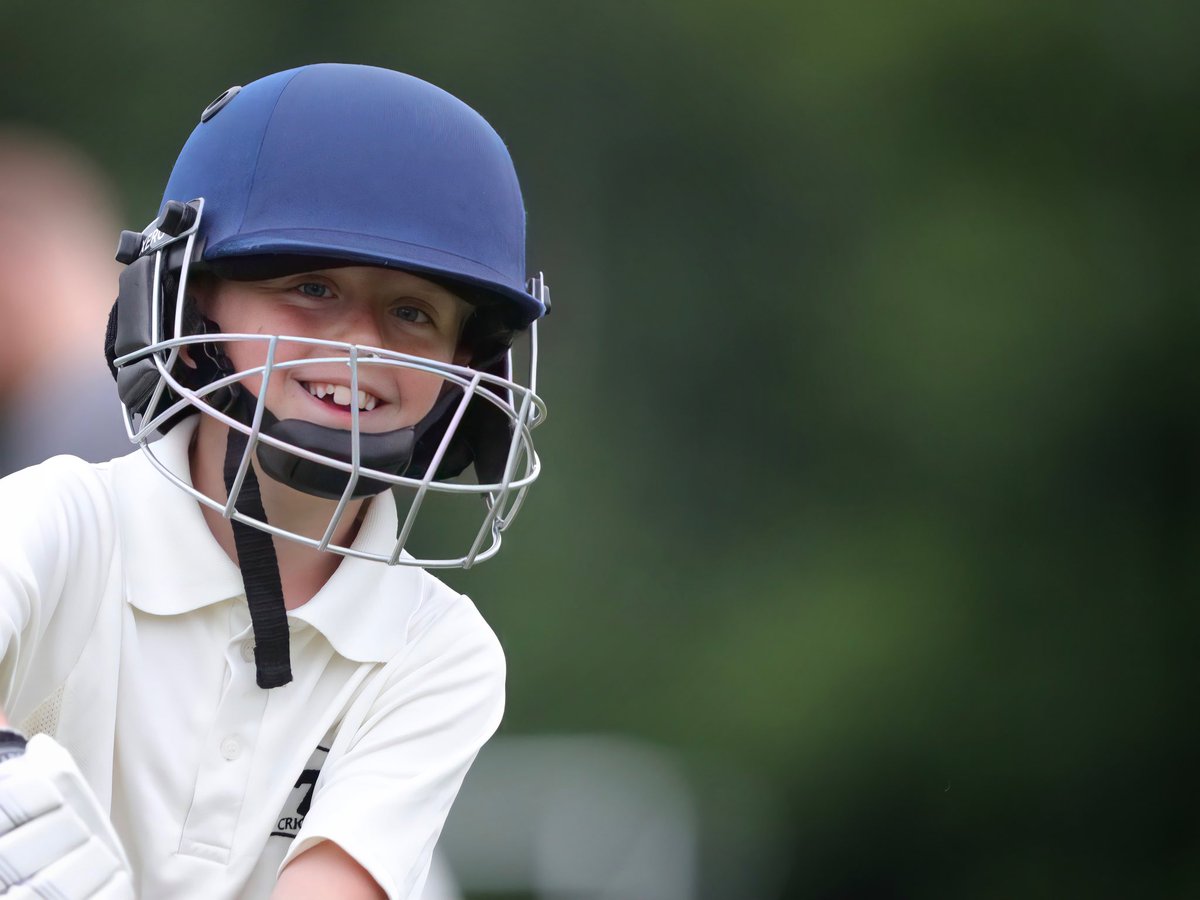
[220,737,241,761]
[240,640,255,662]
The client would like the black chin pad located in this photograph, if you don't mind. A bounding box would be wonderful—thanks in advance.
[255,419,416,500]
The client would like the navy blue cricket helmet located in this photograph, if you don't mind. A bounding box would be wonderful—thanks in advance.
[165,63,546,323]
[108,62,548,568]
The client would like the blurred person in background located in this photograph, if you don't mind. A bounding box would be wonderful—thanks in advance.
[0,127,130,476]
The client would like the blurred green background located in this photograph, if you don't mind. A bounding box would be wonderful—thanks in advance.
[2,1,1195,896]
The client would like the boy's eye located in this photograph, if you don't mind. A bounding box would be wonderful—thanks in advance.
[296,282,332,298]
[391,305,432,324]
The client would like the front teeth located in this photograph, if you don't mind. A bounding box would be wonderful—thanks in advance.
[304,382,378,411]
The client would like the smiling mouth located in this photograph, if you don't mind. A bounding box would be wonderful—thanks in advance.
[302,381,380,412]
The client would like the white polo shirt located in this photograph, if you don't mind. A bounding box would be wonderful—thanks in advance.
[0,418,506,899]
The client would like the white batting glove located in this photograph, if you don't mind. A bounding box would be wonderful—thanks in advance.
[0,733,134,899]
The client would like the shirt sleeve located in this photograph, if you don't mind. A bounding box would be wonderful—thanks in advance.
[0,456,115,714]
[281,587,506,900]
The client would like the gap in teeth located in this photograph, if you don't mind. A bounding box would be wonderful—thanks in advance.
[304,382,378,410]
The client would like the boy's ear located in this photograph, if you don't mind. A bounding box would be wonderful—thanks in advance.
[177,273,218,369]
[178,296,211,371]
[185,272,214,313]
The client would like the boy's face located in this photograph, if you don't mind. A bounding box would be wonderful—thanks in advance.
[196,265,473,432]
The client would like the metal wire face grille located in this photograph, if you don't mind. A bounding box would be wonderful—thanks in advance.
[113,203,547,569]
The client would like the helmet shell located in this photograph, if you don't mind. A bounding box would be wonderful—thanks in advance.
[162,63,543,324]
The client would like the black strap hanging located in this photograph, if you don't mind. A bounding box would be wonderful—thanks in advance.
[223,429,293,688]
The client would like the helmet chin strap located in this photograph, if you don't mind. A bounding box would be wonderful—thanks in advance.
[222,427,292,689]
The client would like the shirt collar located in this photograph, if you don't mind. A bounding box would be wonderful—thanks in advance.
[287,495,425,663]
[112,418,246,616]
[113,417,425,663]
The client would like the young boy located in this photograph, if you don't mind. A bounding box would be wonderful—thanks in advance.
[0,63,548,899]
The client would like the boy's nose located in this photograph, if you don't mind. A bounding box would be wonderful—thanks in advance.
[336,302,386,349]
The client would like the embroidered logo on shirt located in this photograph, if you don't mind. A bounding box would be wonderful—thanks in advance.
[270,742,329,839]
